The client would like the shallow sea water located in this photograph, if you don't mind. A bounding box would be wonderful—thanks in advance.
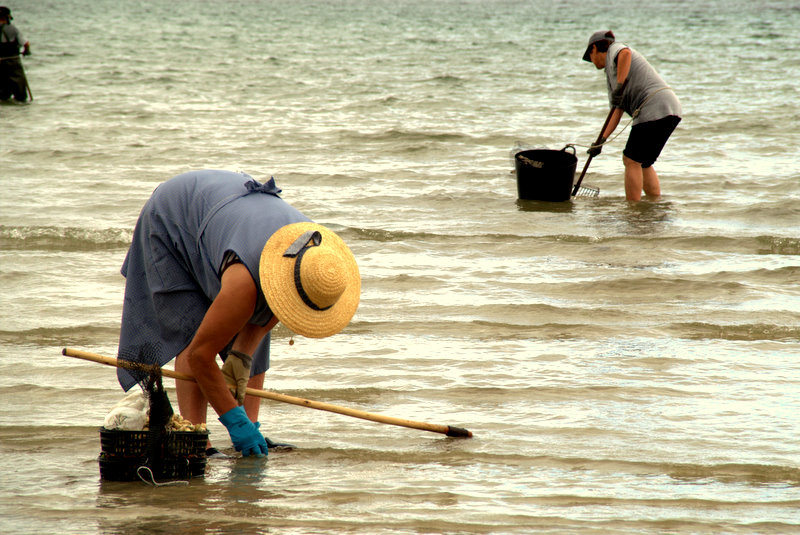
[1,0,799,533]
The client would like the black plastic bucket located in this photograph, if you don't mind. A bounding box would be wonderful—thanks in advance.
[514,146,577,202]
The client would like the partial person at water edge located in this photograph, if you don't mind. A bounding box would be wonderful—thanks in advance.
[116,170,361,458]
[0,6,31,102]
[583,30,681,201]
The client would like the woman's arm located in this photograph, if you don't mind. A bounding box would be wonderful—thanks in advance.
[615,47,631,84]
[602,108,625,139]
[602,48,631,139]
[183,263,259,416]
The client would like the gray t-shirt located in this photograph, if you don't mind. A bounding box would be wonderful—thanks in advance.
[0,22,23,43]
[605,42,681,125]
[0,22,24,56]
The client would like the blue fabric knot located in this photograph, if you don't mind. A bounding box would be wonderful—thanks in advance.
[244,177,282,196]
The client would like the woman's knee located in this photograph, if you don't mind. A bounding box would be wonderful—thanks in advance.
[623,155,641,168]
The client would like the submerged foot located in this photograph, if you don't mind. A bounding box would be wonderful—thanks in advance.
[205,447,230,459]
[265,436,297,451]
[206,438,295,458]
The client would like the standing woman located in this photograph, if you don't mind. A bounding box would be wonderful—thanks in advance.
[0,6,31,102]
[583,30,682,201]
[117,170,360,457]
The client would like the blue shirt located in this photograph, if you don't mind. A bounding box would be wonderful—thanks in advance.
[117,170,310,390]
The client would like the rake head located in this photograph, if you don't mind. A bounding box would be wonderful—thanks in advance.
[573,184,600,197]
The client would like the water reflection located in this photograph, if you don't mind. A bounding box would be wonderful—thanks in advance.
[95,459,276,534]
[516,198,575,214]
[621,200,674,233]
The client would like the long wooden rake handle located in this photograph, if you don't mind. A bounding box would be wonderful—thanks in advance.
[62,348,472,438]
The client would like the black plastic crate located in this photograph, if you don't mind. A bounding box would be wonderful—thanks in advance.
[100,428,208,458]
[98,428,208,481]
[98,454,207,481]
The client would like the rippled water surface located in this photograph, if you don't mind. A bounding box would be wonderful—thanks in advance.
[1,0,799,533]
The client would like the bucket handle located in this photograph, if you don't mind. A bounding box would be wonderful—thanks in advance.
[562,144,576,155]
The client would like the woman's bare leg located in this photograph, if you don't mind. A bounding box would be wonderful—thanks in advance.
[623,155,643,201]
[244,372,265,421]
[642,165,661,197]
[175,350,211,446]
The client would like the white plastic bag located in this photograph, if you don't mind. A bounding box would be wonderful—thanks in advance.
[103,390,148,430]
[103,406,147,430]
[115,389,147,411]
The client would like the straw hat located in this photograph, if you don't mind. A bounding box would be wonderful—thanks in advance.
[260,222,360,338]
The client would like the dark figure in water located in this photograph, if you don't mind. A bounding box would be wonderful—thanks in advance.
[0,6,31,102]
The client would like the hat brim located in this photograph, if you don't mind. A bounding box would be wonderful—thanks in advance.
[582,45,593,62]
[260,222,360,338]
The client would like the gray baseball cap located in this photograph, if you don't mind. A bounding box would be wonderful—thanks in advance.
[582,30,615,62]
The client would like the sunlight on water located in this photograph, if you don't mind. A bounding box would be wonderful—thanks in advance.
[1,0,799,534]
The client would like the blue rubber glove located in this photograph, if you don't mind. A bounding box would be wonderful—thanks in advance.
[218,406,268,458]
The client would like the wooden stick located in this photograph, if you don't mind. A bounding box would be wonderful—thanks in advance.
[62,348,472,438]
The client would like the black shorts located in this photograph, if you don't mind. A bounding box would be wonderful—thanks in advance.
[623,115,681,168]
